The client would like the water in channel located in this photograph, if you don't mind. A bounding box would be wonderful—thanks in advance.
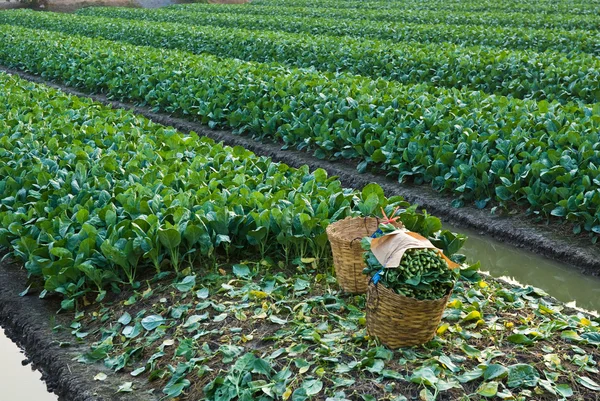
[0,327,58,401]
[450,224,600,313]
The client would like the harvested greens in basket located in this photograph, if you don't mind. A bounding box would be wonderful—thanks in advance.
[362,223,458,300]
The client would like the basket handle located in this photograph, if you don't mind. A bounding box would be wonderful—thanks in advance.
[349,236,364,246]
[366,281,380,311]
[351,216,382,247]
[365,215,381,237]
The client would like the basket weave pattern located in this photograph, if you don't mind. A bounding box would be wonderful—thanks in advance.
[366,283,451,348]
[326,217,382,293]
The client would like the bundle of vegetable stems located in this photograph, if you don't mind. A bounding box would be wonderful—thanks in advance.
[362,211,457,300]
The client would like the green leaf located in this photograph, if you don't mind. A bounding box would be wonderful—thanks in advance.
[507,334,533,345]
[484,364,508,381]
[117,382,133,393]
[361,183,384,203]
[419,388,435,401]
[507,364,539,388]
[117,312,132,326]
[163,380,190,397]
[294,278,310,292]
[292,388,308,401]
[61,299,75,311]
[409,367,438,386]
[175,275,196,292]
[50,247,72,259]
[302,379,323,396]
[18,285,31,297]
[457,368,484,383]
[576,376,600,391]
[561,330,583,342]
[477,381,498,397]
[581,332,600,345]
[232,264,250,278]
[371,149,386,163]
[252,358,272,376]
[158,227,181,250]
[269,315,287,325]
[130,366,146,377]
[94,373,107,381]
[141,315,165,331]
[555,384,573,398]
[495,186,513,201]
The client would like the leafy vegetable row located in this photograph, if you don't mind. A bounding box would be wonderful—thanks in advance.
[76,7,600,56]
[170,2,600,31]
[0,72,454,304]
[5,10,600,104]
[1,24,599,238]
[249,0,600,15]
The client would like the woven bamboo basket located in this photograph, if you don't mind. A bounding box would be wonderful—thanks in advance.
[366,283,451,348]
[326,217,401,293]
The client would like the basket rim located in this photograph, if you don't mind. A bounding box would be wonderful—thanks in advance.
[367,281,453,304]
[326,215,379,232]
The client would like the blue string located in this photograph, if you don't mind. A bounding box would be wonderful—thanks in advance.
[371,226,385,284]
[371,228,383,238]
[372,269,384,285]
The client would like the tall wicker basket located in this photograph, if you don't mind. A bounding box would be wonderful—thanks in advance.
[366,283,451,348]
[326,217,393,293]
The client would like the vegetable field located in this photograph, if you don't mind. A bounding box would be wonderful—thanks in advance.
[0,0,599,400]
[0,1,599,239]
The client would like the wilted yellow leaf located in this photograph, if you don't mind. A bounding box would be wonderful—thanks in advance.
[463,310,481,322]
[447,299,462,309]
[543,353,561,368]
[249,290,268,300]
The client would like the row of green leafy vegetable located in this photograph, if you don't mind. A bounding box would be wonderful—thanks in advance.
[76,6,600,55]
[0,24,598,238]
[6,10,599,105]
[248,0,600,15]
[169,2,600,31]
[0,72,460,306]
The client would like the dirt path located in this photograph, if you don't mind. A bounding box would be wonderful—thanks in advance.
[0,66,598,276]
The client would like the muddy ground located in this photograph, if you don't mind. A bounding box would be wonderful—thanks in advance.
[0,260,159,401]
[0,66,596,276]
